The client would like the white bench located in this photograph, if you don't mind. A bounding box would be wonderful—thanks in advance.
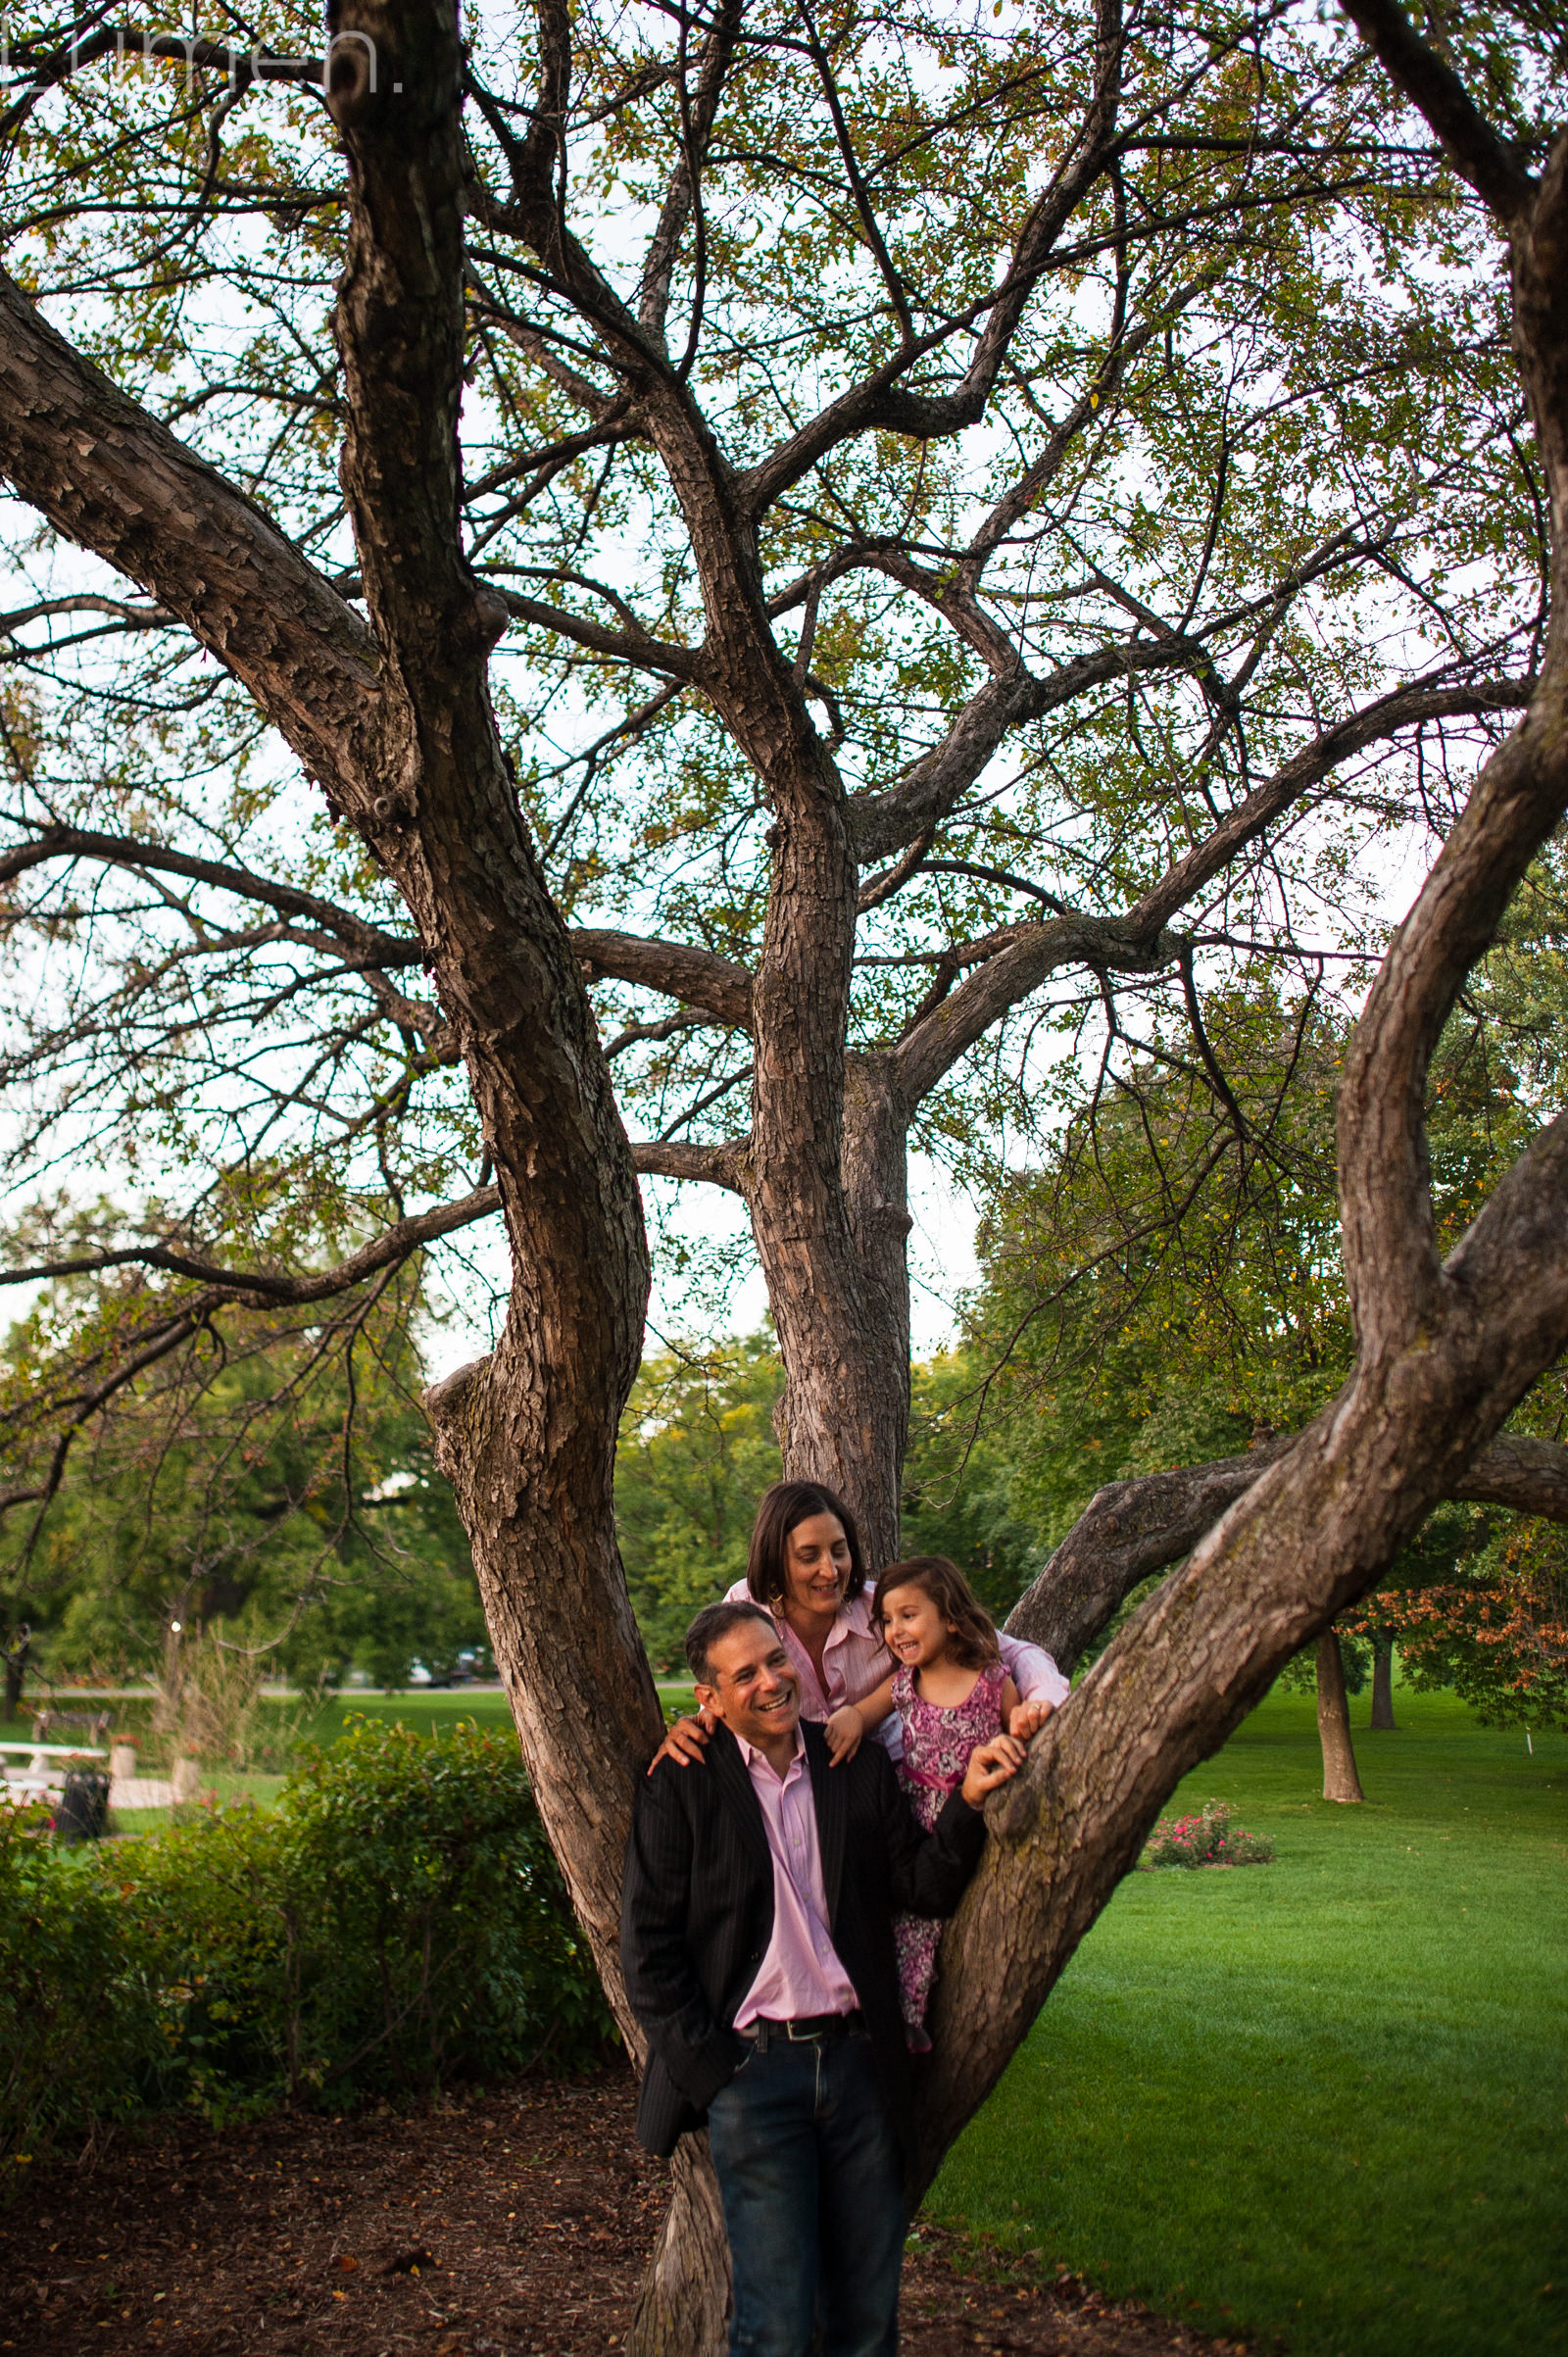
[0,1738,108,1802]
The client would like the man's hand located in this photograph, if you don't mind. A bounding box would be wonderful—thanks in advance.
[959,1732,1027,1807]
[1008,1696,1054,1743]
[647,1706,717,1773]
[824,1704,864,1765]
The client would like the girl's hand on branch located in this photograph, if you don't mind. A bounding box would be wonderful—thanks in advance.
[960,1733,1027,1806]
[824,1704,864,1765]
[648,1706,717,1773]
[1009,1696,1054,1743]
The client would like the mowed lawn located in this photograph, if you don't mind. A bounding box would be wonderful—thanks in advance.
[928,1687,1568,2357]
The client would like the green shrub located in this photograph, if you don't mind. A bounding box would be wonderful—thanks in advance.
[1,1717,612,2178]
[0,1802,174,2170]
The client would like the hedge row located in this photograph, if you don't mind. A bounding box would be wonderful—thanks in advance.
[1,1717,613,2175]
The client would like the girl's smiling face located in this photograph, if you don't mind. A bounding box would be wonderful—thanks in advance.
[880,1583,954,1670]
[781,1510,854,1620]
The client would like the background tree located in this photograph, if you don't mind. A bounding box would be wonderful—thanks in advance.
[614,1330,783,1671]
[0,1262,487,1712]
[0,0,1564,2343]
[963,855,1568,1778]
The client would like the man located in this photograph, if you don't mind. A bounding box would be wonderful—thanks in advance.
[621,1598,1024,2357]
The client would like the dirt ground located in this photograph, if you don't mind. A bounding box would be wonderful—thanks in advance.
[2,2070,1258,2356]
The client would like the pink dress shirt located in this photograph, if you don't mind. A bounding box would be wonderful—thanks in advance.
[720,1580,1069,1760]
[732,1726,858,2029]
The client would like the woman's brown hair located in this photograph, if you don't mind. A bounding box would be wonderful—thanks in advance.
[746,1480,867,1608]
[871,1555,999,1669]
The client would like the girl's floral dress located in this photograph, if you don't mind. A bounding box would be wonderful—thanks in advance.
[891,1658,1006,2042]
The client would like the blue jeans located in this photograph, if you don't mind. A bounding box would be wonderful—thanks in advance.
[706,2026,906,2357]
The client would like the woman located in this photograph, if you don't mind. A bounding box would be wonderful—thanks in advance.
[655,1478,1067,1768]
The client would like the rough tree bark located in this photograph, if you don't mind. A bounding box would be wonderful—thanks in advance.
[0,0,662,2021]
[1315,1633,1367,1802]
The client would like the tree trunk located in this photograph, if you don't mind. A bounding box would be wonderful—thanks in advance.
[749,1054,913,1570]
[1371,1635,1397,1729]
[2,1630,26,1721]
[627,2136,731,2357]
[1315,1632,1366,1802]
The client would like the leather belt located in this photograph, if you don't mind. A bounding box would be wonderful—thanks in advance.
[741,2010,863,2049]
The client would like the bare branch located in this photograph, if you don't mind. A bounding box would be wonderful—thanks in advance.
[890,677,1535,1105]
[0,268,377,793]
[496,584,704,678]
[736,0,1125,517]
[0,1185,502,1305]
[0,823,418,963]
[1004,1425,1568,1678]
[1129,676,1533,933]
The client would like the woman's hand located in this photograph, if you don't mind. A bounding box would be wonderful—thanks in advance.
[824,1704,864,1766]
[1008,1696,1054,1743]
[959,1732,1027,1806]
[647,1704,719,1773]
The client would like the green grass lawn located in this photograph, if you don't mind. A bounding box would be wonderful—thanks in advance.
[928,1686,1567,2357]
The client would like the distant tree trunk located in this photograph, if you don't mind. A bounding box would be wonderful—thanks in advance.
[1316,1631,1366,1802]
[2,1626,27,1721]
[1371,1634,1397,1729]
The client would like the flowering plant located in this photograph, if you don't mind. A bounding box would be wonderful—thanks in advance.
[1139,1799,1274,1869]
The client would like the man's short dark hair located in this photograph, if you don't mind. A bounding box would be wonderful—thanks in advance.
[685,1600,778,1687]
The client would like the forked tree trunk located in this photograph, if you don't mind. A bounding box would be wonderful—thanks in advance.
[1315,1631,1366,1803]
[1371,1635,1397,1728]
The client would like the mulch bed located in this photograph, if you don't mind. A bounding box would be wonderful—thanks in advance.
[2,2069,1258,2356]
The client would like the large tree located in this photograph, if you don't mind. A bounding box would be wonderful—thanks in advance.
[0,0,1564,2342]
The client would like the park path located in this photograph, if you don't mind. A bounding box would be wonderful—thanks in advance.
[1,2071,1257,2356]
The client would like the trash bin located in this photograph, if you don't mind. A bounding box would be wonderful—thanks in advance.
[54,1767,111,1842]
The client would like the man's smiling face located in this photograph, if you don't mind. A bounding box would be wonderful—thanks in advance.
[696,1618,802,1754]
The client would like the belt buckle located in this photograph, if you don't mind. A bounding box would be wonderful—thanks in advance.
[784,2018,819,2042]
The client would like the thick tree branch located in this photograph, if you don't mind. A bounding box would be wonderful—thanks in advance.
[636,0,744,356]
[573,929,755,1030]
[1339,705,1568,1350]
[849,641,1192,865]
[1128,677,1532,933]
[1338,0,1537,223]
[496,585,704,678]
[0,269,376,792]
[894,911,1182,1107]
[1004,1427,1568,1673]
[629,1140,749,1193]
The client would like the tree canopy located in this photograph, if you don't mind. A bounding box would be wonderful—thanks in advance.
[0,0,1564,2341]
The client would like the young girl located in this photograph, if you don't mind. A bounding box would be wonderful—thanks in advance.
[825,1555,1053,2047]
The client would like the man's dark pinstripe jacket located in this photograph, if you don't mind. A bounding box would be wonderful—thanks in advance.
[619,1716,988,2162]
